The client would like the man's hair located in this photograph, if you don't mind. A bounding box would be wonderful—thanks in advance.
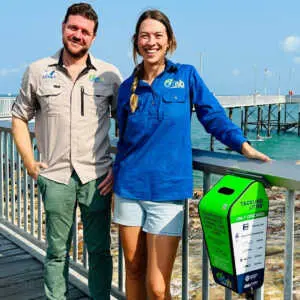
[63,3,98,34]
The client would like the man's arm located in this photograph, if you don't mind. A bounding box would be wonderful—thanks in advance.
[97,67,122,195]
[12,116,48,180]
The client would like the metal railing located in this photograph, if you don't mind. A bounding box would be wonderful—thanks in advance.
[0,123,299,299]
[0,97,15,117]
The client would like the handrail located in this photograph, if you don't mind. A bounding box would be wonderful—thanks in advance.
[192,148,300,190]
[0,123,299,300]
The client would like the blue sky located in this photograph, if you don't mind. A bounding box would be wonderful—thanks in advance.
[1,0,300,95]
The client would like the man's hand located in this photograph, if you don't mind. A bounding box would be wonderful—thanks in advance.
[26,161,48,180]
[241,142,271,162]
[97,168,113,195]
[12,117,48,180]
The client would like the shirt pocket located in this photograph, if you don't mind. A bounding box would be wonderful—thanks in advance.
[84,86,111,116]
[36,84,64,115]
[162,91,187,120]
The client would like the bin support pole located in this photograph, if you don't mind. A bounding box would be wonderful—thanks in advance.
[225,288,232,300]
[284,189,295,300]
[202,172,211,300]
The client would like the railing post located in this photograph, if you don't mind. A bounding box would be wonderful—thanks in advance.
[0,132,3,219]
[23,160,28,232]
[17,151,22,228]
[225,288,232,300]
[182,199,189,300]
[254,285,264,300]
[11,135,16,224]
[30,139,35,236]
[72,207,78,263]
[83,243,89,269]
[5,131,9,220]
[30,176,35,235]
[118,234,125,292]
[284,189,295,300]
[37,151,43,240]
[202,172,211,300]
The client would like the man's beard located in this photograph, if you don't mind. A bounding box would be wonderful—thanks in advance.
[63,37,89,59]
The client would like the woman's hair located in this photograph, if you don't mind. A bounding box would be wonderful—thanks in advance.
[130,10,177,113]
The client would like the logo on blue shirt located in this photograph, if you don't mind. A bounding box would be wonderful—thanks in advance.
[164,79,185,89]
[42,70,56,79]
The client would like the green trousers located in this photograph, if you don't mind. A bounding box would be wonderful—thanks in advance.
[38,172,112,300]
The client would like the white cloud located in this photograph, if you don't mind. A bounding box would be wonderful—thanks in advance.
[282,36,300,52]
[0,63,28,77]
[293,56,300,64]
[232,68,240,76]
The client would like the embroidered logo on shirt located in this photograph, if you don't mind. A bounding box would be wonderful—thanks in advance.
[164,79,185,89]
[89,74,105,83]
[42,70,56,79]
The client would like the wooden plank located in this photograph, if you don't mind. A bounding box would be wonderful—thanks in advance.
[29,285,86,300]
[1,277,44,300]
[0,234,7,240]
[0,238,13,246]
[0,243,18,252]
[68,285,87,299]
[0,253,31,264]
[0,247,25,257]
[0,268,44,287]
[0,234,88,299]
[0,257,41,278]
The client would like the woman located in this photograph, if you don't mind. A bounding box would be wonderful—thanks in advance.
[113,10,270,300]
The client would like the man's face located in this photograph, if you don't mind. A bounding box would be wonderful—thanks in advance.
[62,15,96,59]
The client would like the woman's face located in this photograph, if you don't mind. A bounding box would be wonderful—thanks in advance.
[137,18,169,66]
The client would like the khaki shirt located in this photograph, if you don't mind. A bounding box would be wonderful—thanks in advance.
[12,50,122,184]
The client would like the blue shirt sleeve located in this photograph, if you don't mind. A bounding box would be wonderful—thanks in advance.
[189,66,247,153]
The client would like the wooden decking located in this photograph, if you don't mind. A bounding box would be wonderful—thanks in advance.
[0,233,89,300]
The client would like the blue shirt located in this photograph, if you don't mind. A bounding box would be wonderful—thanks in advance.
[113,60,247,201]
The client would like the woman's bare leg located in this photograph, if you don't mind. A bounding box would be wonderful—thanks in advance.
[119,225,147,300]
[146,233,180,300]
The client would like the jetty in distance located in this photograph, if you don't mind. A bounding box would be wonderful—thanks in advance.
[218,93,300,107]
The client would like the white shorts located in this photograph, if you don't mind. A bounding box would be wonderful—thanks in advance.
[113,194,185,237]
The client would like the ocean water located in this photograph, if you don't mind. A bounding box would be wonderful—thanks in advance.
[191,111,300,161]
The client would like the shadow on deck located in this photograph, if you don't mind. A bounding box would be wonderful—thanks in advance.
[0,233,89,300]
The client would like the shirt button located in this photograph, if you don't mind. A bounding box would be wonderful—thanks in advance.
[152,101,155,105]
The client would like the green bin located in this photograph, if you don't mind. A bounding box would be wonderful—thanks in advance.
[198,175,269,294]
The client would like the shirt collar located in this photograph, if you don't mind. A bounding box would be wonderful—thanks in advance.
[48,49,97,70]
[165,59,178,73]
[132,59,179,88]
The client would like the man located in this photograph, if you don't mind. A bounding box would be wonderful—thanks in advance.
[12,3,122,299]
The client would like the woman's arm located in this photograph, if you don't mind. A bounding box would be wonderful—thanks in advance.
[189,66,270,162]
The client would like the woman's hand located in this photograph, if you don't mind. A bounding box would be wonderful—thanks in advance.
[241,142,271,162]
